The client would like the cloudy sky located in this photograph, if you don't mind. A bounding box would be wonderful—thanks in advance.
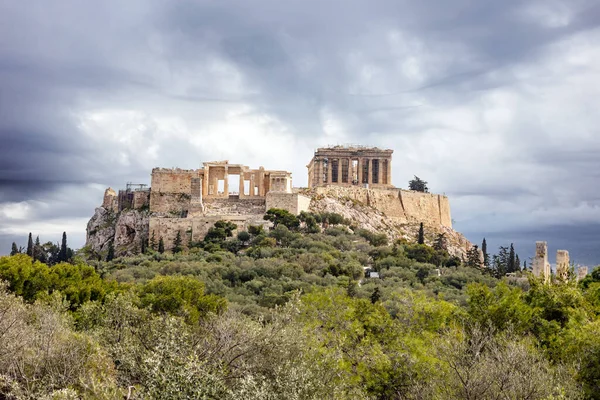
[1,0,600,266]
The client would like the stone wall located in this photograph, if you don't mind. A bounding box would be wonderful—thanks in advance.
[149,215,268,250]
[133,191,150,209]
[312,186,452,228]
[265,192,311,215]
[204,198,267,216]
[102,188,118,212]
[151,168,198,193]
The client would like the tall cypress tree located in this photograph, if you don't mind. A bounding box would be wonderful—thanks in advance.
[59,232,68,262]
[508,243,516,273]
[482,238,489,267]
[150,230,157,250]
[10,242,19,256]
[158,237,165,254]
[27,233,33,257]
[417,223,425,245]
[515,254,521,272]
[106,241,115,262]
[33,235,41,261]
[173,231,183,253]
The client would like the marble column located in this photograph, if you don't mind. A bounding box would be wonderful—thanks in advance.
[326,159,332,184]
[250,174,255,197]
[202,166,209,197]
[357,158,362,185]
[386,159,392,185]
[223,166,229,196]
[239,172,245,197]
[367,158,373,185]
[377,159,383,185]
[258,168,265,196]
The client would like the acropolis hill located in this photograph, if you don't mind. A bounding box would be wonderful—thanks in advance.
[86,146,469,257]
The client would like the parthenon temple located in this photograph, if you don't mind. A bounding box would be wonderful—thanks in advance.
[307,146,394,188]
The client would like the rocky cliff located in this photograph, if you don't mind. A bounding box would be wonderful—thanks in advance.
[305,188,470,258]
[85,207,149,258]
[86,187,472,258]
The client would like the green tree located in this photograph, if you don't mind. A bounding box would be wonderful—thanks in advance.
[508,243,516,273]
[405,243,435,263]
[493,246,510,277]
[33,236,45,263]
[264,208,300,230]
[158,237,165,253]
[26,233,33,258]
[417,222,425,244]
[10,242,19,256]
[465,245,482,268]
[150,230,157,250]
[106,241,115,262]
[248,225,264,236]
[434,233,447,252]
[482,238,489,267]
[173,230,183,253]
[205,220,237,244]
[237,231,251,243]
[370,287,382,304]
[59,232,68,262]
[346,280,358,298]
[139,275,226,324]
[408,176,429,192]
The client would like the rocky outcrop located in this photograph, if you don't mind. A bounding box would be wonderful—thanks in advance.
[307,190,472,258]
[86,207,149,258]
[86,186,472,258]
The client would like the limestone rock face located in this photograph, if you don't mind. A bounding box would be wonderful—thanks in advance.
[85,207,149,257]
[86,207,116,255]
[113,209,150,255]
[307,190,472,258]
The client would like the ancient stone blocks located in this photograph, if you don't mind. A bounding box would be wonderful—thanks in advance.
[556,250,570,282]
[532,241,551,282]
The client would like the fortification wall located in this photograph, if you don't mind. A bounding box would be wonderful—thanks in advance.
[151,168,198,193]
[150,192,191,215]
[149,215,268,250]
[133,191,150,209]
[265,193,311,215]
[313,186,452,228]
[204,198,266,216]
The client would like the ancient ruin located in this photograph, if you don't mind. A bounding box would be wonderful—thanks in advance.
[87,147,467,257]
[307,146,393,188]
[532,241,551,282]
[577,266,589,281]
[87,161,310,255]
[556,250,570,282]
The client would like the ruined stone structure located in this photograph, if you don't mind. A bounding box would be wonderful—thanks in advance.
[556,250,570,282]
[102,188,118,213]
[87,161,309,254]
[532,241,551,282]
[87,149,468,257]
[577,266,589,281]
[307,146,393,188]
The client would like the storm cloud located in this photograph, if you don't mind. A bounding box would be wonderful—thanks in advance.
[1,0,600,265]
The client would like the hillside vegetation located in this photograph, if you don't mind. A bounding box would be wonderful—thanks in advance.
[2,212,600,399]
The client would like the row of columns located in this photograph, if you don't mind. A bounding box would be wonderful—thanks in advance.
[201,165,267,198]
[317,157,391,186]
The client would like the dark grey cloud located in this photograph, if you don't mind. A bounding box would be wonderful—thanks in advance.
[1,0,600,264]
